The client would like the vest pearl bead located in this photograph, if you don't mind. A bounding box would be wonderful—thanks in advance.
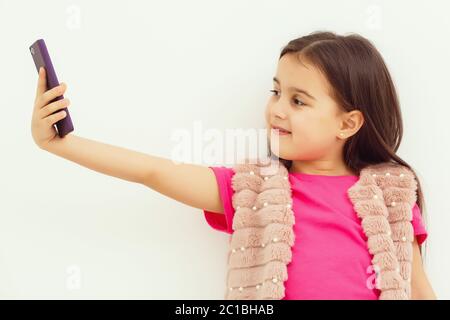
[252,206,257,211]
[396,267,400,272]
[256,285,261,290]
[261,243,265,248]
[272,277,278,283]
[373,195,378,199]
[400,173,404,178]
[232,249,236,253]
[283,176,288,180]
[391,201,396,207]
[286,204,292,209]
[372,174,377,177]
[387,231,392,236]
[264,176,269,181]
[250,171,254,175]
[236,206,240,210]
[401,236,407,242]
[263,202,268,207]
[239,287,243,292]
[229,287,233,291]
[386,172,390,176]
[273,238,278,243]
[240,247,245,251]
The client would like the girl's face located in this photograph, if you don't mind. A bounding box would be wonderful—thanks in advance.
[265,53,349,161]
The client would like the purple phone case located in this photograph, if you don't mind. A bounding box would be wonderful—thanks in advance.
[29,39,74,138]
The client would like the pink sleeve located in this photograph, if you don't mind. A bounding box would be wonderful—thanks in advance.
[412,202,428,245]
[203,166,236,234]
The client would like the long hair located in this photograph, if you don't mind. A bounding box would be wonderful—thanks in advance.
[269,31,427,255]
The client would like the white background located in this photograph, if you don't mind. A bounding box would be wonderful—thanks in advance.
[0,0,449,299]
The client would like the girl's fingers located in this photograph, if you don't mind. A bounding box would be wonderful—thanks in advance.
[45,109,67,125]
[35,67,47,101]
[39,98,70,119]
[37,82,67,109]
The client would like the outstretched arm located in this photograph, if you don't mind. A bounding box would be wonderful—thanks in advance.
[31,67,224,214]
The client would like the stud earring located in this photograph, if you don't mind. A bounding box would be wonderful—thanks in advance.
[339,133,345,138]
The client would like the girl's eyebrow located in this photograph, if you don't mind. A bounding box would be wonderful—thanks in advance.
[273,77,316,100]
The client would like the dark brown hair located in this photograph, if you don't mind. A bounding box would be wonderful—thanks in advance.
[269,31,427,250]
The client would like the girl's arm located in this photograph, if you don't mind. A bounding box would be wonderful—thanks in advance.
[45,135,224,213]
[411,237,437,299]
[31,68,224,214]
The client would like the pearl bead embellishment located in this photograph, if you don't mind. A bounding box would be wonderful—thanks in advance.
[229,280,276,293]
[371,172,407,179]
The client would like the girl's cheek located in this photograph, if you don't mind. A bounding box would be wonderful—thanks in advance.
[292,125,328,150]
[264,103,272,122]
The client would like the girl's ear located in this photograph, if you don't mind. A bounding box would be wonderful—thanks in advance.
[338,110,364,139]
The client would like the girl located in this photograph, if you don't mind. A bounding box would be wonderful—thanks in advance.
[31,31,436,299]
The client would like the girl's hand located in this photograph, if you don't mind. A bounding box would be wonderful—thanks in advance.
[31,67,71,150]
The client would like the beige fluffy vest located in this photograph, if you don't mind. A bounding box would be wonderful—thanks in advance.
[225,157,418,300]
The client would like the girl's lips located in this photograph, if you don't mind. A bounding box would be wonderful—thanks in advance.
[273,129,290,135]
[271,126,291,135]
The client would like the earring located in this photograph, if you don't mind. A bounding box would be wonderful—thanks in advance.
[339,133,345,138]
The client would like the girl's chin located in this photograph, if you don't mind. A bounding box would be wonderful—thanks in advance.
[268,133,292,142]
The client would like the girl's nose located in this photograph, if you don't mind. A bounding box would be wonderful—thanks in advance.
[272,101,288,120]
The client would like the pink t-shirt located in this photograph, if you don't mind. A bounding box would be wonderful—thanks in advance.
[203,166,428,300]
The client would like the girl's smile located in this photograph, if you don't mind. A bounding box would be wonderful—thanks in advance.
[271,125,292,136]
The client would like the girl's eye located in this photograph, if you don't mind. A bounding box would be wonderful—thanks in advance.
[294,98,306,106]
[269,90,306,107]
[269,89,279,96]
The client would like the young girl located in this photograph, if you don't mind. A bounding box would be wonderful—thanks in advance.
[31,31,436,300]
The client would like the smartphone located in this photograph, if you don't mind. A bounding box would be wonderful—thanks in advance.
[29,39,74,138]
